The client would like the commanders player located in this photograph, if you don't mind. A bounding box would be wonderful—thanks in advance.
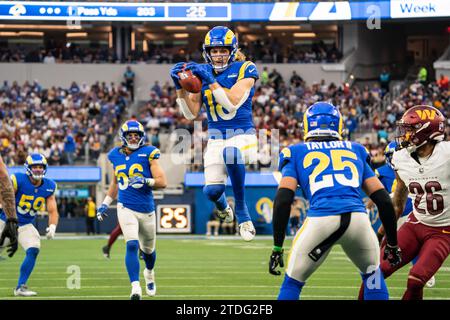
[0,154,59,296]
[0,155,18,258]
[268,102,401,300]
[96,120,167,300]
[362,105,449,300]
[370,141,435,288]
[170,26,259,241]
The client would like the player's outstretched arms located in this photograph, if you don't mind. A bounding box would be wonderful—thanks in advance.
[97,177,118,222]
[45,194,59,240]
[0,157,18,257]
[269,176,296,276]
[209,78,255,113]
[362,176,402,267]
[171,62,202,120]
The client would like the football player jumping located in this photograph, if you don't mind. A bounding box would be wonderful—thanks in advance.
[0,154,59,296]
[170,26,259,241]
[96,120,167,300]
[269,102,401,300]
[360,105,449,300]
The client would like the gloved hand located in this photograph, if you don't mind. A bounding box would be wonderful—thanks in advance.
[0,218,18,258]
[170,62,186,90]
[129,176,155,187]
[269,248,284,276]
[383,243,402,267]
[184,62,216,86]
[96,204,109,222]
[46,224,56,240]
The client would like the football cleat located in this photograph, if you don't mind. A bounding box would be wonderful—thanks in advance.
[130,285,142,300]
[217,206,234,223]
[239,221,256,241]
[14,285,37,297]
[143,269,156,297]
[102,245,110,259]
[426,276,436,288]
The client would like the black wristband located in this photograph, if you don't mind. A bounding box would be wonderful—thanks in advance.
[273,188,295,248]
[369,188,397,246]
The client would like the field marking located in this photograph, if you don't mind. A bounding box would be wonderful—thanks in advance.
[0,294,449,300]
[1,284,449,291]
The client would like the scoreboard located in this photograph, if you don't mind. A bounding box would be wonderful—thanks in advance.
[1,2,231,21]
[156,205,192,234]
[1,1,449,22]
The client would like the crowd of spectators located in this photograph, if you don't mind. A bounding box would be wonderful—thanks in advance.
[0,40,342,65]
[0,79,131,166]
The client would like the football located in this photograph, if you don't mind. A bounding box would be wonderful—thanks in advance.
[178,69,202,93]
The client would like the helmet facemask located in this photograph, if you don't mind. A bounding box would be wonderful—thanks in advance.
[124,131,144,150]
[28,164,46,181]
[203,46,236,73]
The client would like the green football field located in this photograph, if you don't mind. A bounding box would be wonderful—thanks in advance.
[0,236,449,300]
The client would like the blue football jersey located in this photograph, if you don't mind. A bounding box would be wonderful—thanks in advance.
[279,140,375,217]
[375,163,413,217]
[108,145,160,213]
[201,61,259,138]
[0,173,57,226]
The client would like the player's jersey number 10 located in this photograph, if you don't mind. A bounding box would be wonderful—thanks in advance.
[303,150,359,196]
[204,89,237,121]
[115,164,144,190]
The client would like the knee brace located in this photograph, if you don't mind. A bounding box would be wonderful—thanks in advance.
[203,184,225,202]
[223,147,244,165]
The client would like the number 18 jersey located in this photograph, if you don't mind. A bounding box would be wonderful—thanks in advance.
[279,140,375,217]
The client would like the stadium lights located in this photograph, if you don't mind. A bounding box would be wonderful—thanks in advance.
[293,32,316,38]
[66,32,88,38]
[195,26,210,31]
[164,26,187,31]
[0,24,82,30]
[173,33,189,38]
[131,31,135,51]
[0,31,43,37]
[266,26,301,31]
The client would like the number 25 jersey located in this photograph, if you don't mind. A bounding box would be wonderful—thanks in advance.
[391,141,449,227]
[279,140,375,217]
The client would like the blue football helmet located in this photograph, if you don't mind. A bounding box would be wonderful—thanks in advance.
[25,153,47,180]
[203,26,238,72]
[303,102,343,140]
[384,141,398,169]
[119,120,145,150]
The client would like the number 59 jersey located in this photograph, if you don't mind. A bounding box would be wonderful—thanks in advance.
[391,141,450,227]
[279,140,375,217]
[0,172,57,226]
[108,145,160,213]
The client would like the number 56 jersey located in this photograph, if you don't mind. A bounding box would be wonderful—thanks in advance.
[279,140,375,217]
[391,141,450,227]
[108,145,160,214]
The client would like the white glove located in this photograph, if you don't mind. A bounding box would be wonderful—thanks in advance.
[46,224,56,240]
